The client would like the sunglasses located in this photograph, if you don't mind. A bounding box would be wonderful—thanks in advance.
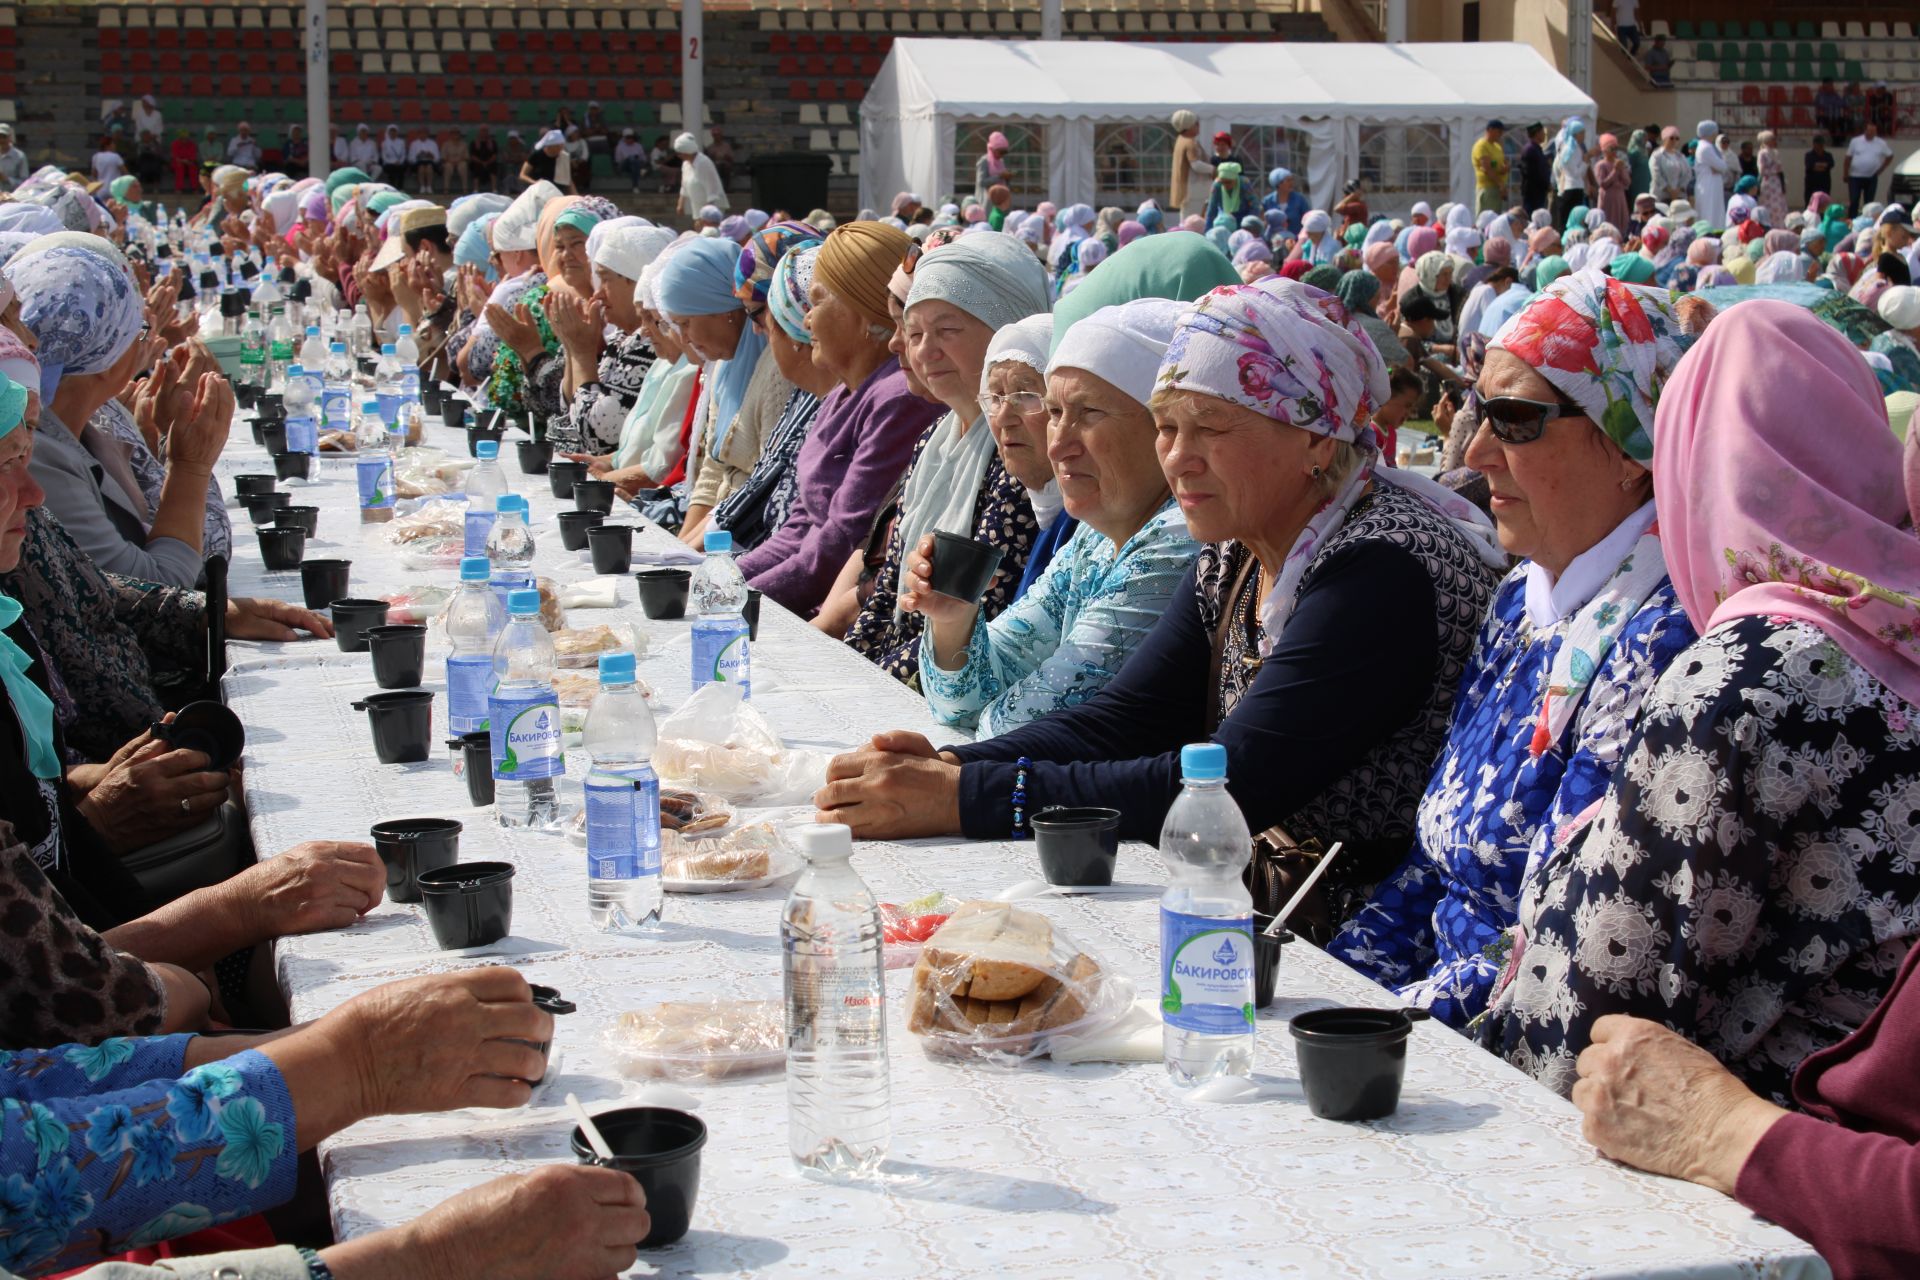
[1472,389,1587,444]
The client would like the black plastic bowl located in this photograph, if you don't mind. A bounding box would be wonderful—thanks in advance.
[1289,1006,1428,1122]
[1030,806,1121,886]
[635,568,690,620]
[416,860,515,949]
[569,1107,706,1248]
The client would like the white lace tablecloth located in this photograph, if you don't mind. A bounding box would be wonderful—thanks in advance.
[214,412,1827,1279]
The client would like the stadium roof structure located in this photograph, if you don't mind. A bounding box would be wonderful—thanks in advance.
[859,39,1595,212]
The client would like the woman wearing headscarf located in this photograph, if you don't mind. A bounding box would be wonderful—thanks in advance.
[1336,267,1408,369]
[541,220,676,455]
[1333,270,1705,1026]
[579,240,704,500]
[819,281,1503,928]
[1363,240,1403,328]
[1203,161,1248,231]
[1401,250,1460,352]
[837,233,1046,683]
[1591,133,1630,233]
[1294,209,1338,266]
[738,220,943,618]
[484,196,604,418]
[15,242,231,589]
[1873,286,1920,395]
[1692,120,1730,229]
[1550,117,1589,231]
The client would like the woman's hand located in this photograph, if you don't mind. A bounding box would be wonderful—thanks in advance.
[485,301,545,363]
[813,731,964,838]
[162,371,233,474]
[1573,1014,1787,1196]
[220,839,386,943]
[227,596,335,641]
[74,735,232,854]
[457,264,490,317]
[546,290,606,364]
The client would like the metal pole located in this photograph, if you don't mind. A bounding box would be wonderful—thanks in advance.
[1041,0,1061,41]
[305,0,328,180]
[1384,0,1406,43]
[1567,0,1593,96]
[682,0,704,150]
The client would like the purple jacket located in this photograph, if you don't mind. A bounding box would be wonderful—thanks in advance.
[738,355,942,614]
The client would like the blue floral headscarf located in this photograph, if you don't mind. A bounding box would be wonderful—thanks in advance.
[11,240,144,400]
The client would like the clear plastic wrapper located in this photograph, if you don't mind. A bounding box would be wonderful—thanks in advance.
[659,787,732,834]
[553,623,645,668]
[881,891,955,970]
[381,585,453,624]
[606,997,787,1082]
[661,821,800,893]
[652,683,830,805]
[905,901,1134,1064]
[385,497,466,566]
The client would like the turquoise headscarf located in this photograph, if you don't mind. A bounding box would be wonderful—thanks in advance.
[554,206,602,237]
[455,211,500,282]
[325,166,370,197]
[0,375,56,780]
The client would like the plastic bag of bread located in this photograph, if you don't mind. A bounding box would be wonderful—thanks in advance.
[553,623,645,668]
[652,683,830,804]
[382,585,453,624]
[606,997,786,1081]
[659,788,731,834]
[661,821,799,893]
[906,901,1133,1064]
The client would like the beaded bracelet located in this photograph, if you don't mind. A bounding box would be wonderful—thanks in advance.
[299,1246,336,1280]
[1011,756,1032,839]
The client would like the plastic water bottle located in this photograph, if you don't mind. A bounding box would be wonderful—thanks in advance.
[395,323,422,402]
[322,341,353,430]
[782,823,890,1177]
[282,365,318,456]
[582,652,662,933]
[348,303,374,365]
[300,323,327,375]
[484,494,535,612]
[1159,743,1256,1088]
[354,398,395,523]
[690,529,751,696]
[445,556,504,736]
[463,439,510,557]
[237,307,266,396]
[266,304,294,388]
[489,588,562,829]
[375,342,403,425]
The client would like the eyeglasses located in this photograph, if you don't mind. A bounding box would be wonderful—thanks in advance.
[983,390,1046,416]
[1473,389,1587,444]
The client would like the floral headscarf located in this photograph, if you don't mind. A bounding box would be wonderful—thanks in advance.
[1488,268,1697,463]
[10,241,145,400]
[732,219,825,309]
[766,242,820,345]
[1654,297,1920,708]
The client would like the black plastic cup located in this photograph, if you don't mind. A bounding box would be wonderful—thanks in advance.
[271,451,313,482]
[517,438,554,475]
[254,392,285,423]
[370,817,462,904]
[572,479,616,515]
[422,385,447,416]
[529,415,550,444]
[522,983,576,1086]
[928,530,1004,603]
[256,525,307,571]
[259,420,289,456]
[587,523,633,574]
[744,589,762,641]
[352,690,434,764]
[300,559,351,610]
[1289,1006,1429,1122]
[152,699,245,770]
[416,861,515,949]
[569,1107,706,1248]
[1251,913,1295,1011]
[245,492,292,525]
[248,418,267,447]
[273,505,319,537]
[468,425,507,459]
[366,624,428,689]
[234,383,261,409]
[547,458,588,501]
[356,356,377,379]
[233,473,277,503]
[1030,806,1121,886]
[635,569,690,620]
[558,509,605,551]
[330,598,391,652]
[441,398,469,430]
[450,730,495,806]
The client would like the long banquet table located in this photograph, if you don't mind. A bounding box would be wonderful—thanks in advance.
[211,405,1827,1279]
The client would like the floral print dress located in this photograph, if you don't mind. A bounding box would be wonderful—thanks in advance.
[1329,568,1696,1028]
[0,1036,296,1275]
[1479,617,1920,1105]
[545,327,655,455]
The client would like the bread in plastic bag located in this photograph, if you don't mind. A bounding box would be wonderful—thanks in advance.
[662,821,799,893]
[607,997,786,1081]
[660,787,731,834]
[553,623,645,668]
[652,683,830,805]
[905,901,1134,1063]
[880,891,955,970]
[381,585,452,624]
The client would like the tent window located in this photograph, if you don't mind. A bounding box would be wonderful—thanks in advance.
[1358,124,1450,206]
[954,121,1046,199]
[1227,126,1314,198]
[1094,122,1175,208]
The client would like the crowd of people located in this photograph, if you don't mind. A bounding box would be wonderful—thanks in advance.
[0,92,1914,1276]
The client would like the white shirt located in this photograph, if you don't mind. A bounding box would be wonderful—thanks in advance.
[381,135,407,166]
[91,150,126,182]
[408,138,440,162]
[348,136,379,170]
[680,152,727,212]
[1848,134,1894,178]
[1524,500,1658,628]
[1613,0,1637,26]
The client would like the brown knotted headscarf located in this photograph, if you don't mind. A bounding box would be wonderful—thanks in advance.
[814,220,912,329]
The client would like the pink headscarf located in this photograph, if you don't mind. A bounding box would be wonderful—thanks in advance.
[985,130,1009,180]
[1483,237,1513,267]
[1117,219,1146,247]
[1404,226,1439,260]
[1763,228,1800,255]
[1362,241,1398,276]
[1653,299,1920,708]
[1181,214,1205,233]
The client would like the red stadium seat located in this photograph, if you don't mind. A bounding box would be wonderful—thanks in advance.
[185,51,211,74]
[473,53,500,75]
[336,74,362,97]
[770,34,790,54]
[594,78,619,100]
[100,73,125,95]
[446,52,470,74]
[487,101,509,124]
[643,54,667,76]
[1740,84,1763,104]
[459,101,484,124]
[99,28,122,49]
[154,29,179,49]
[100,49,123,71]
[430,100,452,123]
[240,30,265,49]
[790,80,811,100]
[332,52,354,74]
[586,53,611,75]
[606,32,632,53]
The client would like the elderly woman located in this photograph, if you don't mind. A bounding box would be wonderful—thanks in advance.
[579,243,703,497]
[1590,133,1630,233]
[16,241,229,589]
[817,280,1503,929]
[840,233,1047,683]
[1335,267,1408,369]
[1294,209,1338,266]
[1400,250,1460,354]
[1480,301,1920,1127]
[739,220,943,616]
[469,178,559,406]
[908,299,1199,735]
[1203,161,1249,231]
[543,220,675,454]
[1329,272,1702,1027]
[485,195,615,421]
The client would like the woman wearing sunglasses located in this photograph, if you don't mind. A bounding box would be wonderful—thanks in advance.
[1330,269,1706,1029]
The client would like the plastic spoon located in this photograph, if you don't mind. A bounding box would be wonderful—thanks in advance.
[566,1092,614,1161]
[1263,841,1345,937]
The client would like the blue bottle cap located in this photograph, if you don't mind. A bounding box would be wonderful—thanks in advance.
[1180,743,1228,781]
[381,342,397,354]
[598,651,636,683]
[330,341,346,352]
[287,364,303,377]
[495,493,518,513]
[306,325,321,335]
[508,588,541,614]
[475,439,499,460]
[459,556,489,582]
[398,323,413,336]
[361,400,381,413]
[703,529,733,553]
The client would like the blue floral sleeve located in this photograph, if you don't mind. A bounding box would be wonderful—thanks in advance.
[0,1043,298,1276]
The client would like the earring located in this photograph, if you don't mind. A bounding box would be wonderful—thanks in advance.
[1618,477,1635,491]
[1310,465,1324,480]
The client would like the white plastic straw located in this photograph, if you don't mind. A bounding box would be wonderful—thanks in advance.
[1264,841,1345,936]
[566,1092,615,1161]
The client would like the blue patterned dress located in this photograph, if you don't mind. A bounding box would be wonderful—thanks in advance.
[919,501,1199,736]
[1329,565,1696,1028]
[0,1036,297,1275]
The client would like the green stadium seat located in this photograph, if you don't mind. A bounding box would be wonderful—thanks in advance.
[1694,40,1715,62]
[1672,21,1694,40]
[1747,21,1768,39]
[1794,59,1814,82]
[1769,60,1789,82]
[1720,57,1741,81]
[1744,42,1764,62]
[1795,22,1816,40]
[1699,21,1719,39]
[1768,42,1788,61]
[1845,59,1865,80]
[1770,21,1790,39]
[1744,59,1763,80]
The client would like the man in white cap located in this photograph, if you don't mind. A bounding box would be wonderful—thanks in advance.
[1168,109,1212,220]
[674,132,727,222]
[226,120,261,169]
[520,128,574,195]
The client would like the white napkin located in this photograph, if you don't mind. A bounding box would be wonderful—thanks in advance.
[558,578,621,609]
[633,545,704,568]
[1049,998,1162,1065]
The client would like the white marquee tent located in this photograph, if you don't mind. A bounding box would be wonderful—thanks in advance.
[858,39,1595,214]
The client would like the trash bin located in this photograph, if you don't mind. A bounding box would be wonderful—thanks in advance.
[751,152,835,216]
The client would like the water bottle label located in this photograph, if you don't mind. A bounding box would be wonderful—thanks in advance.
[322,388,350,427]
[240,348,265,366]
[464,509,497,558]
[585,768,662,880]
[1160,909,1255,1034]
[691,619,751,697]
[355,455,393,509]
[488,690,563,780]
[270,339,293,360]
[446,655,491,734]
[285,414,318,455]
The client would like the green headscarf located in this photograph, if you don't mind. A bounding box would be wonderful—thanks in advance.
[1048,232,1238,354]
[554,207,602,237]
[107,176,137,205]
[0,375,56,781]
[1534,254,1571,288]
[366,190,407,217]
[1564,204,1590,234]
[1607,253,1657,284]
[1303,264,1342,292]
[325,166,370,197]
[1214,161,1244,218]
